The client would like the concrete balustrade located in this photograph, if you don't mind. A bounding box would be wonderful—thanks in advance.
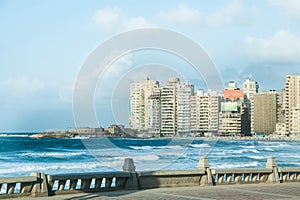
[279,168,300,182]
[1,157,300,198]
[47,172,130,195]
[0,175,37,198]
[211,169,272,184]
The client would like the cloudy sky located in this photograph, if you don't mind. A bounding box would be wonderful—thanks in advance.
[1,0,300,131]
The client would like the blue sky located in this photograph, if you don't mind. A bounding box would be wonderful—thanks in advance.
[1,0,300,131]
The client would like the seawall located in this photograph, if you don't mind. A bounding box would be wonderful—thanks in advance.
[0,157,299,199]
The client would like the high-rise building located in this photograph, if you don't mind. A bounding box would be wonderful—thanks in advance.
[243,79,259,134]
[129,77,159,130]
[291,104,300,136]
[274,90,285,136]
[253,91,277,135]
[190,90,220,136]
[145,89,161,134]
[219,81,247,136]
[177,81,194,135]
[285,75,300,135]
[160,78,180,136]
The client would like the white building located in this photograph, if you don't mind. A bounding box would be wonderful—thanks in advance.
[291,104,300,137]
[129,77,159,130]
[177,81,194,135]
[160,78,180,136]
[190,90,220,136]
[243,79,259,134]
[285,75,300,135]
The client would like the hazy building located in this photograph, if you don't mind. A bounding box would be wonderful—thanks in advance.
[253,92,277,135]
[285,75,300,135]
[129,77,159,130]
[145,89,161,134]
[177,81,194,135]
[274,90,286,136]
[160,77,180,136]
[219,81,247,136]
[243,79,259,134]
[291,104,300,136]
[190,90,220,136]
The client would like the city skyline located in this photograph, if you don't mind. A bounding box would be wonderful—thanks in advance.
[129,75,300,137]
[1,1,300,131]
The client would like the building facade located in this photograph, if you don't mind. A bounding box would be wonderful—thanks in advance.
[145,89,161,134]
[190,90,220,136]
[285,75,300,135]
[218,81,246,136]
[243,79,259,134]
[129,77,159,130]
[177,81,194,135]
[253,92,277,135]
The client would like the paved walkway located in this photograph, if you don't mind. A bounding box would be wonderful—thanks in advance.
[15,182,300,200]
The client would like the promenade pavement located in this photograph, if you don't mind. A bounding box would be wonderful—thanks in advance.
[15,182,300,200]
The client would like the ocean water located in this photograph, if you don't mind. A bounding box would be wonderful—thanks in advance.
[1,133,300,177]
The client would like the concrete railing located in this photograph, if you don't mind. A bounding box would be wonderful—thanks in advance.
[279,168,300,182]
[0,174,38,198]
[1,157,300,198]
[47,172,131,195]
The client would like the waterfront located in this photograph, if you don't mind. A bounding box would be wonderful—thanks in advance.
[1,133,300,178]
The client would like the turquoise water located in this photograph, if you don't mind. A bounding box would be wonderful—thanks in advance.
[0,134,299,177]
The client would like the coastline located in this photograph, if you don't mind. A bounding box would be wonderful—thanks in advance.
[27,131,300,142]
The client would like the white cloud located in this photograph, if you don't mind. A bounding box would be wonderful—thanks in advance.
[156,5,203,25]
[92,8,124,32]
[155,1,252,27]
[270,0,300,19]
[245,30,300,63]
[206,0,251,26]
[124,17,155,31]
[91,8,155,32]
[2,76,44,95]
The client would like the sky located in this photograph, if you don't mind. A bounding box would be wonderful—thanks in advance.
[1,0,300,131]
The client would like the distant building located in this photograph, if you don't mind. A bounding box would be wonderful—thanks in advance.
[285,75,300,135]
[145,89,161,134]
[274,90,285,136]
[243,79,259,134]
[190,90,220,136]
[219,81,248,136]
[160,77,180,136]
[291,104,300,137]
[253,92,277,135]
[129,77,159,130]
[177,81,194,135]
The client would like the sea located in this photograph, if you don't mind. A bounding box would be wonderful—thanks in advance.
[1,133,300,178]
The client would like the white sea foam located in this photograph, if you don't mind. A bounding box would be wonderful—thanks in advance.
[213,161,259,169]
[247,155,265,160]
[129,145,183,150]
[0,162,110,176]
[20,152,86,157]
[189,144,211,148]
[0,134,29,137]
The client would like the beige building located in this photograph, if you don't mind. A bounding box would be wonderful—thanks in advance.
[291,104,300,136]
[160,78,180,136]
[190,90,220,136]
[285,75,300,135]
[243,79,259,134]
[177,81,194,135]
[253,92,277,135]
[129,77,159,130]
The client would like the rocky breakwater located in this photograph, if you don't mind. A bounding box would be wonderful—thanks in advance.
[30,131,77,139]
